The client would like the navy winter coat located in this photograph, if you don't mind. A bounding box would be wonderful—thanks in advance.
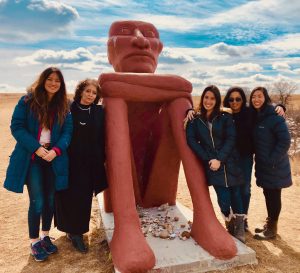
[4,96,73,193]
[186,112,244,187]
[253,104,292,189]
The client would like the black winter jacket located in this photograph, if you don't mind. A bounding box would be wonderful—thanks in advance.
[232,107,255,156]
[253,104,292,189]
[186,112,244,187]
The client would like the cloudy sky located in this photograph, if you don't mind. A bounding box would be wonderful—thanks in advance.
[0,0,300,95]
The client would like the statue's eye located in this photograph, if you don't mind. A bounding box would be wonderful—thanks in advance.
[143,30,155,38]
[120,27,132,35]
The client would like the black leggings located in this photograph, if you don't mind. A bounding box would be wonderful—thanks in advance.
[263,188,282,221]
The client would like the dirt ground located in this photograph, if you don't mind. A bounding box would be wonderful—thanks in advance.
[0,94,299,273]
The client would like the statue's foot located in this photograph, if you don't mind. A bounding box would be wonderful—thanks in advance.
[110,226,155,273]
[191,217,237,260]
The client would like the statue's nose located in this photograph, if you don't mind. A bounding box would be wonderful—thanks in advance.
[132,29,150,49]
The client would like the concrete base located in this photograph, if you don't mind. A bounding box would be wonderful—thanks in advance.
[97,194,257,273]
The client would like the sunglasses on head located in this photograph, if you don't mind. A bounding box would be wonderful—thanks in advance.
[228,97,242,103]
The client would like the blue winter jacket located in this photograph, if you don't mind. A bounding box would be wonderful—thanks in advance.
[4,96,73,193]
[253,104,292,189]
[186,112,244,187]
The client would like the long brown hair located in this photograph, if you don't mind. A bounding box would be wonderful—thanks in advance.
[26,67,69,129]
[198,85,221,121]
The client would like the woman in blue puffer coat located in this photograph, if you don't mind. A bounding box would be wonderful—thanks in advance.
[186,85,246,243]
[4,67,73,261]
[250,86,292,240]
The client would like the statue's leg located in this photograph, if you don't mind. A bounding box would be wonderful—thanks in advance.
[104,98,155,273]
[103,189,112,212]
[104,149,141,212]
[143,107,180,207]
[167,98,237,260]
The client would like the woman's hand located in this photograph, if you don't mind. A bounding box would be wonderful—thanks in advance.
[275,105,285,118]
[183,109,195,129]
[209,159,221,171]
[35,146,49,158]
[42,149,57,162]
[184,109,195,120]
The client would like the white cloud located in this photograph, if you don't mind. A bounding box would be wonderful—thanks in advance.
[217,63,263,74]
[251,74,274,82]
[196,0,300,29]
[0,0,78,42]
[210,43,248,57]
[272,62,291,71]
[14,47,111,73]
[259,33,300,56]
[15,47,94,65]
[63,0,128,8]
[158,43,254,63]
[159,47,195,64]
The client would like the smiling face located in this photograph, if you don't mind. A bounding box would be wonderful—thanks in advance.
[80,84,97,105]
[44,72,61,100]
[251,90,265,110]
[228,91,243,113]
[107,21,163,73]
[203,91,216,115]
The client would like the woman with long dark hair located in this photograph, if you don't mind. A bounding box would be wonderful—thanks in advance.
[55,79,107,253]
[186,85,246,242]
[223,87,254,231]
[4,67,72,261]
[249,87,292,240]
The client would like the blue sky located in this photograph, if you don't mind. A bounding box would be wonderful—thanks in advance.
[0,0,300,95]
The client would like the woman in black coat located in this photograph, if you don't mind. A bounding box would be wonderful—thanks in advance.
[223,87,285,232]
[250,87,292,240]
[186,85,246,242]
[55,79,108,252]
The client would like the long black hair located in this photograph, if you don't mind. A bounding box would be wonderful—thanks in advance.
[249,86,271,111]
[198,85,221,122]
[223,86,247,109]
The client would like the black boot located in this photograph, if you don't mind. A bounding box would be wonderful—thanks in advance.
[225,218,234,235]
[67,234,88,253]
[223,213,234,235]
[254,219,278,240]
[254,217,270,233]
[244,218,249,232]
[233,215,246,243]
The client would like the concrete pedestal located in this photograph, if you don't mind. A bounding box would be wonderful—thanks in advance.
[97,194,257,273]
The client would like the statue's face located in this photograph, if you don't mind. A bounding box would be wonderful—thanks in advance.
[107,21,163,73]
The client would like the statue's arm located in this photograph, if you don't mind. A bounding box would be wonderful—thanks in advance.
[100,81,192,103]
[99,73,192,93]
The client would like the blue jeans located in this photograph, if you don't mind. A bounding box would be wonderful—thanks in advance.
[27,158,55,239]
[238,154,253,215]
[213,185,244,217]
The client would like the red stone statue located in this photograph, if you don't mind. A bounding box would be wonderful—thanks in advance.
[99,20,237,273]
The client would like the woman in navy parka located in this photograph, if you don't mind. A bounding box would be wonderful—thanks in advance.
[4,67,72,261]
[250,87,292,240]
[186,85,246,243]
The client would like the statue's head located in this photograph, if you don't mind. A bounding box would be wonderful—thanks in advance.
[107,20,163,73]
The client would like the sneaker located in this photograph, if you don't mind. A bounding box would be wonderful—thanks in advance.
[67,234,88,253]
[41,236,58,254]
[31,241,49,262]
